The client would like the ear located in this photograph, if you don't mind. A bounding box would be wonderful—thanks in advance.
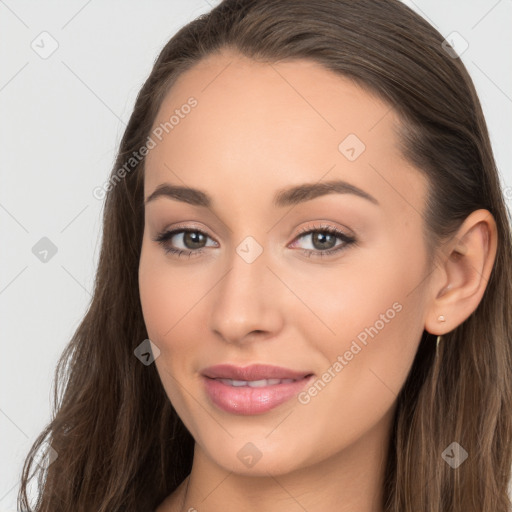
[424,209,498,336]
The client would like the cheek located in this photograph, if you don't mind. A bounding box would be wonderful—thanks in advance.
[138,241,216,394]
[292,234,427,400]
[291,232,426,346]
[139,241,204,344]
[139,248,207,426]
[139,262,173,343]
[275,242,427,466]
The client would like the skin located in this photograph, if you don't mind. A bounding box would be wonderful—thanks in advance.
[138,48,497,512]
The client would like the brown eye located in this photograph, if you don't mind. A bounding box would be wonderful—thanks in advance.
[291,224,356,258]
[182,231,208,249]
[309,231,337,251]
[152,228,218,257]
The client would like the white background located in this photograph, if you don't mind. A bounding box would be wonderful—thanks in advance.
[1,1,511,509]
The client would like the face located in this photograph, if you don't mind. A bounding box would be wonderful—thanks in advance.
[139,49,432,476]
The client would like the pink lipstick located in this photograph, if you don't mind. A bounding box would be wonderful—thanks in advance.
[201,364,314,415]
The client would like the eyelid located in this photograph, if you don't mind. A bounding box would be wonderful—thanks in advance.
[294,222,354,239]
[153,221,356,259]
[162,222,218,243]
[158,221,353,242]
[289,223,356,256]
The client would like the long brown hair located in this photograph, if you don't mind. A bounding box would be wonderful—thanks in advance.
[18,0,512,510]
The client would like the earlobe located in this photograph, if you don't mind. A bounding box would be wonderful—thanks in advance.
[424,209,498,336]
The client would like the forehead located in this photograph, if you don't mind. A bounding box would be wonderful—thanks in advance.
[149,49,395,152]
[143,49,426,218]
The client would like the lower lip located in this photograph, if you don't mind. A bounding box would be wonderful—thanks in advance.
[202,375,314,415]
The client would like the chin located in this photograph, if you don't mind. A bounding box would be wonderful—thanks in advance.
[197,433,319,477]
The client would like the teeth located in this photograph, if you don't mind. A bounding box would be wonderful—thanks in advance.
[263,379,281,386]
[218,378,297,387]
[231,380,248,387]
[248,379,277,387]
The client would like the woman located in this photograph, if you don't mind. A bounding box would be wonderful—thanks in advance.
[19,0,512,510]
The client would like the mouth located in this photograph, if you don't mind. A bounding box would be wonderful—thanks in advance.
[201,363,313,381]
[213,377,304,387]
[201,364,315,415]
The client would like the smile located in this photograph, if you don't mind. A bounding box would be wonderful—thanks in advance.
[200,363,315,414]
[216,378,298,387]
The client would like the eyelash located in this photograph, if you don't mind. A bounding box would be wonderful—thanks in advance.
[152,223,356,259]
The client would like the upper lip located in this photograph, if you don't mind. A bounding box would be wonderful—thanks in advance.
[201,364,314,381]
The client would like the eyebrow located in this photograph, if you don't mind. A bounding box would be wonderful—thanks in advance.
[144,179,379,208]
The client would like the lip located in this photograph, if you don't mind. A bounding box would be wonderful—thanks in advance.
[201,364,315,415]
[201,363,313,381]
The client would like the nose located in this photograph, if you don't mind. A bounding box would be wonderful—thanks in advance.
[208,244,285,345]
